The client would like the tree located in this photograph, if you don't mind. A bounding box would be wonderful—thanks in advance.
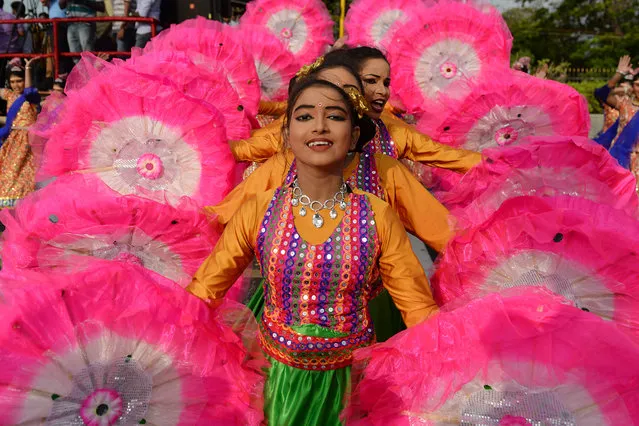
[505,0,639,69]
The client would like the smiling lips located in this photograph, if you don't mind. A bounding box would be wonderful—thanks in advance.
[306,139,334,152]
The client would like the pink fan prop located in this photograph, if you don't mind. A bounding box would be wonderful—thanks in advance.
[140,17,260,117]
[0,175,218,287]
[386,1,512,117]
[0,266,265,425]
[344,0,425,49]
[40,68,236,206]
[346,289,639,425]
[119,51,252,139]
[240,0,334,66]
[29,91,67,175]
[236,25,300,102]
[418,71,590,150]
[440,136,639,227]
[431,195,639,339]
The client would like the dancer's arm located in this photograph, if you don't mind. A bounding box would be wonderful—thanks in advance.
[229,116,285,162]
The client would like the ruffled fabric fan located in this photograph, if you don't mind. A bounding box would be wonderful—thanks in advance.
[39,68,236,206]
[236,25,300,102]
[418,70,590,150]
[439,136,639,227]
[0,175,217,288]
[29,91,66,176]
[140,17,260,117]
[240,0,334,66]
[431,195,639,339]
[0,265,265,425]
[346,289,639,425]
[344,0,425,50]
[385,1,512,118]
[119,51,252,139]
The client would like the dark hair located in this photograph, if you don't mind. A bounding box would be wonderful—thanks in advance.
[11,1,25,18]
[287,60,363,97]
[8,68,24,81]
[633,73,639,83]
[339,46,389,74]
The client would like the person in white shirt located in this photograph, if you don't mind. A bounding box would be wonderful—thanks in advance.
[112,0,136,52]
[134,0,160,49]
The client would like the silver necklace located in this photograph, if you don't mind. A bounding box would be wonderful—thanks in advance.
[291,178,348,228]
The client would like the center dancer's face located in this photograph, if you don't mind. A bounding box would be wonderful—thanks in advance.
[287,85,359,171]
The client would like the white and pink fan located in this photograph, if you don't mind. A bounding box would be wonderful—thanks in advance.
[39,68,236,206]
[236,25,300,102]
[385,0,512,118]
[240,0,334,66]
[440,136,639,227]
[344,0,426,50]
[418,70,590,150]
[140,17,261,117]
[0,265,266,425]
[431,195,639,340]
[346,289,639,425]
[0,175,218,288]
[120,51,253,139]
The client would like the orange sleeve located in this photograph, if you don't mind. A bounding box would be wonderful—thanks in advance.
[384,112,482,173]
[229,116,285,163]
[377,155,452,251]
[369,195,439,326]
[258,100,287,116]
[205,152,292,226]
[187,193,270,301]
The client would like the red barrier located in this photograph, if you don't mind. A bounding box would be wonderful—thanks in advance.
[0,17,159,78]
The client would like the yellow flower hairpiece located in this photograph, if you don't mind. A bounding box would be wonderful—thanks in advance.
[344,87,371,119]
[295,56,325,80]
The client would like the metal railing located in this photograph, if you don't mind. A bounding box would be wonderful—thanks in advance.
[0,16,159,78]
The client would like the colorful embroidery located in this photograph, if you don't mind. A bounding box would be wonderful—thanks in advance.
[256,187,382,370]
[365,119,397,158]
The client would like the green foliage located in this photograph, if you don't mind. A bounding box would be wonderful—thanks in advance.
[567,79,608,113]
[505,0,639,69]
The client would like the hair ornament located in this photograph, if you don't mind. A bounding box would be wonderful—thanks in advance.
[344,87,370,119]
[295,56,325,80]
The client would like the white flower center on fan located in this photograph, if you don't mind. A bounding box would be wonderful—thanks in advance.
[90,116,201,198]
[267,9,308,54]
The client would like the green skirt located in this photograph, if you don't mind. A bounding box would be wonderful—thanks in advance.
[247,281,405,342]
[264,324,351,426]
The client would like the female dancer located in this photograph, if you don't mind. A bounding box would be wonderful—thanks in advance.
[231,47,481,172]
[189,78,439,425]
[0,58,39,208]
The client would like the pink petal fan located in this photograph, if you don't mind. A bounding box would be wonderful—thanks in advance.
[385,1,512,117]
[439,136,639,228]
[240,0,334,66]
[0,265,265,425]
[346,289,639,425]
[39,68,236,206]
[0,175,218,288]
[236,25,300,102]
[344,0,426,49]
[431,195,639,340]
[120,51,252,139]
[29,91,67,177]
[418,71,590,150]
[140,17,260,117]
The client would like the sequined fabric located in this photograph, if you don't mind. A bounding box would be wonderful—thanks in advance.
[602,104,619,133]
[611,97,639,148]
[0,90,37,208]
[366,119,398,158]
[256,187,381,370]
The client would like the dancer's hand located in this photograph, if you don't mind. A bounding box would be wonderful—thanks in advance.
[617,55,633,75]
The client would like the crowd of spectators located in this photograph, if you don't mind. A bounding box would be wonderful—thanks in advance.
[0,0,162,93]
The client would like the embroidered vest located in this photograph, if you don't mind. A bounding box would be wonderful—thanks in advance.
[284,155,385,200]
[365,119,398,159]
[256,187,382,370]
